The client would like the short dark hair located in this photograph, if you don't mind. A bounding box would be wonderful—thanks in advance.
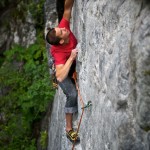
[46,28,61,45]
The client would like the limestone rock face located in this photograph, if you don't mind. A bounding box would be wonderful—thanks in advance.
[47,0,150,149]
[0,12,36,53]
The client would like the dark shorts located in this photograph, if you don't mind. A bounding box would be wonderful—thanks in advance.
[58,76,78,113]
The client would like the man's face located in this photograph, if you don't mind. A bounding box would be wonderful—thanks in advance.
[55,27,70,40]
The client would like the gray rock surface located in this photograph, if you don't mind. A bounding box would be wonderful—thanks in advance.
[47,0,150,149]
[0,12,36,51]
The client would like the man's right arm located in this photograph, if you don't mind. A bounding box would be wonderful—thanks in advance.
[63,0,74,21]
[55,48,78,82]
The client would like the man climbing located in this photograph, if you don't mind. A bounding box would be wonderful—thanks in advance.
[46,0,79,143]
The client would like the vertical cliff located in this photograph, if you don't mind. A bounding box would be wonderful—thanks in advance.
[46,0,150,149]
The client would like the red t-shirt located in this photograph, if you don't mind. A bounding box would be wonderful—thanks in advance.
[50,18,77,65]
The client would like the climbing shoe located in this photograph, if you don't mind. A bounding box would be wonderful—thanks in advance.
[66,129,80,143]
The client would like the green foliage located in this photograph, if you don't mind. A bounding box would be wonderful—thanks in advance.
[0,33,55,149]
[40,130,48,149]
[29,0,45,29]
[0,0,31,28]
[143,70,150,76]
[0,1,53,149]
[0,0,44,29]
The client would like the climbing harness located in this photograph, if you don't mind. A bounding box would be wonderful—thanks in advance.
[72,72,92,150]
[51,67,58,89]
[49,57,58,89]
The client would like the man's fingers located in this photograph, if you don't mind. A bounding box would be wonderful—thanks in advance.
[72,48,78,53]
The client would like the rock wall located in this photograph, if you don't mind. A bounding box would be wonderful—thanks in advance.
[47,0,150,150]
[0,12,36,53]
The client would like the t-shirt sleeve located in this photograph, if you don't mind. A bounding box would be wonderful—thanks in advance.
[58,17,70,30]
[53,52,67,65]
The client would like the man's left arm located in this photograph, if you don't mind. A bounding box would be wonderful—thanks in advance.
[63,0,74,21]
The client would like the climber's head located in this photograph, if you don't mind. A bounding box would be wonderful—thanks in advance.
[46,27,70,45]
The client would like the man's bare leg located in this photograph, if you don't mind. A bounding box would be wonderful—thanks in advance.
[66,113,73,132]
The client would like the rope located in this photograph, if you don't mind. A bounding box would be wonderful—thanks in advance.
[72,73,85,150]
